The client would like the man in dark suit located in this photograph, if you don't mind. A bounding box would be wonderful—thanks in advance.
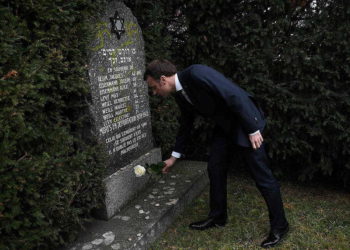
[144,59,289,248]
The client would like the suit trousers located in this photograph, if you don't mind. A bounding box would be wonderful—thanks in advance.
[207,127,288,230]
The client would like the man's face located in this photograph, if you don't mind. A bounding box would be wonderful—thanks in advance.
[146,76,172,97]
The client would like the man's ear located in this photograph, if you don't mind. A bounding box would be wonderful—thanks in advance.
[159,75,166,85]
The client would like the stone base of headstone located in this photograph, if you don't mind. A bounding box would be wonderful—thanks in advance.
[94,148,162,220]
[65,160,209,250]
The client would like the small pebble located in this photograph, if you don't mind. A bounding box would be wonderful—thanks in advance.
[165,198,179,206]
[102,231,115,246]
[82,244,93,250]
[139,210,145,214]
[155,203,160,206]
[121,216,130,221]
[91,239,103,245]
[170,182,176,186]
[145,216,150,220]
[135,205,141,209]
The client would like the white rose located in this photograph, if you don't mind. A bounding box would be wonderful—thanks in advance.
[134,165,146,177]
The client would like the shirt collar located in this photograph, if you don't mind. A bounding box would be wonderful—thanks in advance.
[175,73,183,92]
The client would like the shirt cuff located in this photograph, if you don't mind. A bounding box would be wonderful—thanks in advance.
[171,151,181,158]
[249,130,260,136]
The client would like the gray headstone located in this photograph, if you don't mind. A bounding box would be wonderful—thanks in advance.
[88,1,161,219]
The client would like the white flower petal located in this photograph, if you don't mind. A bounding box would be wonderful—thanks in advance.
[134,165,146,177]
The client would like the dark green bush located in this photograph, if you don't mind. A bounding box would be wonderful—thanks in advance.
[128,0,350,187]
[0,1,106,249]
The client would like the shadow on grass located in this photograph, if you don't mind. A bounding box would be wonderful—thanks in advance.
[151,173,350,249]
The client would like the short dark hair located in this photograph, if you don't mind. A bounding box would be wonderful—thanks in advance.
[143,59,177,81]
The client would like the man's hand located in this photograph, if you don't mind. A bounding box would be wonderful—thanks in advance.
[163,156,177,174]
[249,131,264,150]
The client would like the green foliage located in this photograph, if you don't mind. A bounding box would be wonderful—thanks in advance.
[0,0,106,249]
[146,161,165,175]
[128,0,350,187]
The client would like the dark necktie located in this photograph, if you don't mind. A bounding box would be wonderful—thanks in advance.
[180,89,192,105]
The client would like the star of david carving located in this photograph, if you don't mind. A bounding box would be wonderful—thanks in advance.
[110,11,125,39]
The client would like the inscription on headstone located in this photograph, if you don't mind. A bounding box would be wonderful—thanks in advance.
[87,1,161,219]
[88,1,153,175]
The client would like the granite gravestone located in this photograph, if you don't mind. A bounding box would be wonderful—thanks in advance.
[88,1,161,219]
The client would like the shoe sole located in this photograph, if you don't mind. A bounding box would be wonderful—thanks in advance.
[189,223,226,230]
[261,226,290,248]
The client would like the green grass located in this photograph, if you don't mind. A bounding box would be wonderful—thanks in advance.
[151,174,350,249]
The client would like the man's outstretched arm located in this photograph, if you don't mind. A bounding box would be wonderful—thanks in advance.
[162,98,194,173]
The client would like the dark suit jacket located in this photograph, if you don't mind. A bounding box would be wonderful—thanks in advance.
[173,64,265,154]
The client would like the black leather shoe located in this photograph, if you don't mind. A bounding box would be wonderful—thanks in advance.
[189,218,226,230]
[261,224,289,248]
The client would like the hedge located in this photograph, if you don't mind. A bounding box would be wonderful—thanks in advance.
[126,0,350,186]
[0,1,106,249]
